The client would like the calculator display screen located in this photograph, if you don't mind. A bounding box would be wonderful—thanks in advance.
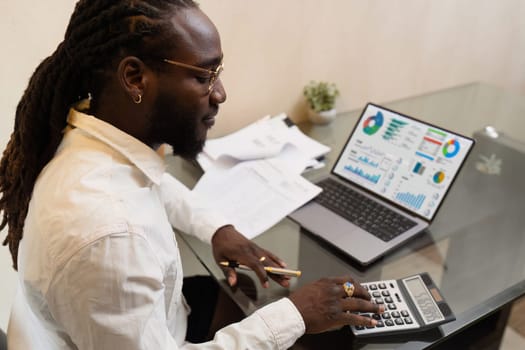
[404,276,445,324]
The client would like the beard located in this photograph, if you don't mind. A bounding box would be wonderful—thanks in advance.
[149,95,208,160]
[163,116,205,160]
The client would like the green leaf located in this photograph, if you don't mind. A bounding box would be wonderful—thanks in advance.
[303,80,340,112]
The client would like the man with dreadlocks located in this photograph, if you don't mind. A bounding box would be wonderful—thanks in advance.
[1,1,382,349]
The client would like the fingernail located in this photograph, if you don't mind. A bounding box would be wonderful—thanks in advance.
[371,319,378,326]
[263,281,269,288]
[379,305,385,313]
[228,276,235,286]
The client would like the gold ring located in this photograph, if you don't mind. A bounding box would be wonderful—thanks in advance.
[259,256,266,262]
[343,281,355,298]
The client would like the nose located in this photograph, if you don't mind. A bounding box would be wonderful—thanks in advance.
[210,78,227,104]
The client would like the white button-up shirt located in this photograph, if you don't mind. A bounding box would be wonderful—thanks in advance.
[9,109,305,349]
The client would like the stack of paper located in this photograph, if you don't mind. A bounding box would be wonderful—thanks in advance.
[197,113,330,175]
[193,113,330,239]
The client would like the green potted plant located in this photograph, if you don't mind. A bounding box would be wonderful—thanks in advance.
[303,80,340,124]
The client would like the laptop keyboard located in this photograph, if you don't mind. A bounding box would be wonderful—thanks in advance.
[314,178,417,242]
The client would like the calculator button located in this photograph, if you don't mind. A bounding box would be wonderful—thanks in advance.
[391,311,400,318]
[382,313,391,319]
[385,319,395,327]
[372,291,381,298]
[378,283,387,289]
[372,314,381,320]
[355,325,365,330]
[363,285,369,290]
[385,296,393,303]
[401,310,409,317]
[395,318,404,325]
[381,290,390,297]
[388,303,397,310]
[376,321,385,327]
[369,284,378,290]
[375,298,384,304]
[404,317,413,324]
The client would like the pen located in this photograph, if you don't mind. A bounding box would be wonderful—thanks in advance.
[219,261,302,277]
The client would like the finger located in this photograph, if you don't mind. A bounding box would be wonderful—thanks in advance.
[220,266,238,287]
[343,297,385,314]
[242,255,270,288]
[257,251,291,287]
[350,284,371,300]
[340,311,378,327]
[261,250,287,268]
[334,277,370,300]
[268,273,291,288]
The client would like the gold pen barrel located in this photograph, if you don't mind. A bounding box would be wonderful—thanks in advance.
[220,261,301,277]
[264,266,302,277]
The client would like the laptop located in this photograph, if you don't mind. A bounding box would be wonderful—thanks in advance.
[432,127,525,233]
[289,103,475,265]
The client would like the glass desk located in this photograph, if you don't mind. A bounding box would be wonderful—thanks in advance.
[167,82,525,349]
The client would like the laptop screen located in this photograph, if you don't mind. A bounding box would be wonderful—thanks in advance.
[332,103,475,221]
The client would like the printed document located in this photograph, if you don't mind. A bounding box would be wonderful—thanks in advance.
[193,113,329,239]
[193,159,322,239]
[197,113,330,174]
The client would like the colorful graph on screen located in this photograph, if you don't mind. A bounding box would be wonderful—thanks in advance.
[412,162,426,175]
[395,191,426,210]
[416,128,446,161]
[433,171,445,184]
[358,156,379,168]
[383,118,407,141]
[333,104,474,220]
[442,139,460,158]
[363,111,384,135]
[344,165,381,184]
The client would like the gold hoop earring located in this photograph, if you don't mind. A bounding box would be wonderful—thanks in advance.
[133,94,142,104]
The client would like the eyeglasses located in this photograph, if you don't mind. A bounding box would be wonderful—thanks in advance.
[162,58,224,93]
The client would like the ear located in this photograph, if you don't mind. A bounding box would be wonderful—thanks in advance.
[117,56,150,104]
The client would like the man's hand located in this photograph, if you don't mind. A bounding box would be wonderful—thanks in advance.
[289,276,384,333]
[211,225,291,288]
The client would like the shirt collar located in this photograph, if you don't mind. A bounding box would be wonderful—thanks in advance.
[66,108,166,186]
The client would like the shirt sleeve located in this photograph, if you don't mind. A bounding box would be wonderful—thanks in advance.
[47,232,305,350]
[159,172,230,243]
[208,298,305,350]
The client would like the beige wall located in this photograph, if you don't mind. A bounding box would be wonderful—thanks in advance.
[198,0,525,136]
[0,0,524,328]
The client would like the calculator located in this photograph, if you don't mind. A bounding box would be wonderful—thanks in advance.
[351,272,455,337]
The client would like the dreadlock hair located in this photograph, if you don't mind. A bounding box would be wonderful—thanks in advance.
[0,0,198,270]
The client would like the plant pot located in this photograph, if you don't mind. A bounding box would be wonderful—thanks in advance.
[308,108,337,124]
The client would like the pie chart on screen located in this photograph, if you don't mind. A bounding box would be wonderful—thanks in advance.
[442,139,460,158]
[363,111,384,135]
[433,171,445,184]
